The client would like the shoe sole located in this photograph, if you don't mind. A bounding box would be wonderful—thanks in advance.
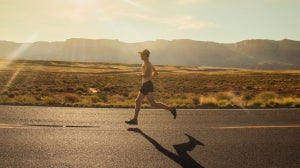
[172,109,177,119]
[125,121,138,125]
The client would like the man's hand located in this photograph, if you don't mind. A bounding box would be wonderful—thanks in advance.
[152,71,158,77]
[152,65,158,77]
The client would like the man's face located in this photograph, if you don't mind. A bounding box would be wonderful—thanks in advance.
[140,54,147,60]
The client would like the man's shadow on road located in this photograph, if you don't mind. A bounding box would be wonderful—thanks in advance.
[128,128,204,168]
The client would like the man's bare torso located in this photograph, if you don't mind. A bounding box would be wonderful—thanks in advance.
[141,61,152,83]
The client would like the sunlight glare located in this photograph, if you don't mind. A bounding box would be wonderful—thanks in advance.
[1,68,22,94]
[122,0,140,7]
[0,32,39,70]
[0,32,39,94]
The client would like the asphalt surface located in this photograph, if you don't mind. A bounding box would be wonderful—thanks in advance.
[0,105,299,168]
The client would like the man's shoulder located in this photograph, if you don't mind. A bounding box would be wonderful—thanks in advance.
[144,61,152,66]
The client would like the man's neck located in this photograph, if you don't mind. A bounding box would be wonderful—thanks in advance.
[143,59,150,64]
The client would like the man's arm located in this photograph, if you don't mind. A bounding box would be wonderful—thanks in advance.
[152,65,158,76]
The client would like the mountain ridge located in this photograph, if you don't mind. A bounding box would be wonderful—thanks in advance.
[0,38,299,69]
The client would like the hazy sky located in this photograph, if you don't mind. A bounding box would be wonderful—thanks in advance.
[0,0,299,43]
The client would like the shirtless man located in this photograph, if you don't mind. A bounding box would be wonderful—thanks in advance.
[125,49,176,125]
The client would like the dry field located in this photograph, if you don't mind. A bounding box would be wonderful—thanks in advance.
[0,59,299,108]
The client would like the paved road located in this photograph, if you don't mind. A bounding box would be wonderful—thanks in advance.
[0,105,299,168]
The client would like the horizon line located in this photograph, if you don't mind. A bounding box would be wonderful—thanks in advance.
[0,38,298,44]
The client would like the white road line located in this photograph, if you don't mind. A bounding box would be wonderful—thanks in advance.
[214,125,300,129]
[0,124,98,129]
[0,124,29,129]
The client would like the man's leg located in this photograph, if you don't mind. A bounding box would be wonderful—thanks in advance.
[146,92,171,111]
[133,92,145,120]
[146,92,177,119]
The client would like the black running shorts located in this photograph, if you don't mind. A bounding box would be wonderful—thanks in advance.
[140,81,154,95]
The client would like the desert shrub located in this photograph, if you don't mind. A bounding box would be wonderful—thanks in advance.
[279,97,294,107]
[64,94,80,103]
[120,92,129,97]
[54,87,64,93]
[43,96,61,105]
[293,98,300,107]
[91,95,100,103]
[35,87,42,92]
[103,86,113,92]
[110,94,125,103]
[256,91,279,102]
[192,97,200,105]
[0,95,9,103]
[217,99,231,107]
[248,99,264,107]
[278,97,300,107]
[76,91,83,95]
[97,92,108,102]
[14,95,36,104]
[251,91,280,107]
[8,93,15,98]
[216,91,235,101]
[76,86,86,92]
[267,98,281,107]
[231,97,244,107]
[1,91,8,95]
[66,87,75,93]
[128,92,137,99]
[200,96,217,107]
[166,98,193,107]
[243,94,253,101]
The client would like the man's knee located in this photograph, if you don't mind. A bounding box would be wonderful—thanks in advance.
[135,98,142,104]
[149,101,157,107]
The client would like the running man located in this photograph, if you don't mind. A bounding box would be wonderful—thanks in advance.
[125,49,176,125]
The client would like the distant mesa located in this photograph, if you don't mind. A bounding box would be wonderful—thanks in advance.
[0,38,299,69]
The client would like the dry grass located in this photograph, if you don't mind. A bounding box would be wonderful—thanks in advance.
[0,59,299,108]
